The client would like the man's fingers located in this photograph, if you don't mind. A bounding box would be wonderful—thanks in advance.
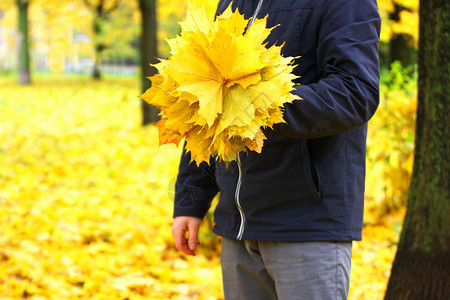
[171,223,193,255]
[171,216,202,256]
[179,241,194,256]
[187,220,200,252]
[173,230,194,255]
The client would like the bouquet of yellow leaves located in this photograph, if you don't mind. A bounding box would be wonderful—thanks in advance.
[140,2,300,165]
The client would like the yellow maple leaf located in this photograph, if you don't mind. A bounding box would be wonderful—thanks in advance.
[222,84,255,128]
[140,1,301,165]
[156,119,183,147]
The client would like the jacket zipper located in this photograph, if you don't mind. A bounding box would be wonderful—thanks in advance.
[244,0,264,33]
[235,153,245,240]
[234,0,264,241]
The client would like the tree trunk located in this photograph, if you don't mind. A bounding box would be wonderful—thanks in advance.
[139,0,159,125]
[93,42,103,80]
[17,0,31,85]
[92,11,104,80]
[389,4,417,67]
[384,0,450,299]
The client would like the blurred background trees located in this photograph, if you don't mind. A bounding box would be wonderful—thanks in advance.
[0,0,420,79]
[0,0,217,78]
[0,0,418,105]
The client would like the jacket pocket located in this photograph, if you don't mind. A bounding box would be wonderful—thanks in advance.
[300,141,322,203]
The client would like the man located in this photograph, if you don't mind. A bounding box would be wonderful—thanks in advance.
[171,0,381,299]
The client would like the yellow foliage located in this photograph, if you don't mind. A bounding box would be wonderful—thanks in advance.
[391,9,419,43]
[141,3,299,165]
[0,1,94,73]
[377,0,419,44]
[0,75,401,299]
[365,63,417,222]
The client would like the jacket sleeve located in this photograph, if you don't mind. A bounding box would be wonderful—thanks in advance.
[173,145,219,219]
[268,0,381,139]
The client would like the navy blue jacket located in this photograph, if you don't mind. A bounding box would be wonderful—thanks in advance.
[174,0,381,242]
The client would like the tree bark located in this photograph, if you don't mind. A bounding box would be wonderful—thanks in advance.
[139,0,159,125]
[17,0,31,85]
[384,0,450,299]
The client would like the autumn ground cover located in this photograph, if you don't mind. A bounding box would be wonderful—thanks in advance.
[0,74,404,299]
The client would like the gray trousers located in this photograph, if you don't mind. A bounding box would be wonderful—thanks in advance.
[221,237,352,300]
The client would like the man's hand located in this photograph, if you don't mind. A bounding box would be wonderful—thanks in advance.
[171,216,202,256]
